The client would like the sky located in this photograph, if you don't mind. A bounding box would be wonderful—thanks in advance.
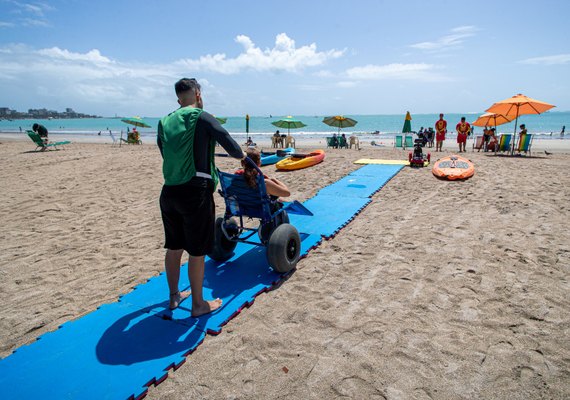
[1,0,569,117]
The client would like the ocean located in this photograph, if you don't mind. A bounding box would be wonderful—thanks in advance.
[1,112,568,141]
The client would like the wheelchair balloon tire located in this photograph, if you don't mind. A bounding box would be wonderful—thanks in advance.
[208,216,238,261]
[266,223,300,273]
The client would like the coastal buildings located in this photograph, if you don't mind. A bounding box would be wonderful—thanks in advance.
[0,107,100,119]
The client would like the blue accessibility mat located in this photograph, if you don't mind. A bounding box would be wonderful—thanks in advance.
[121,233,322,334]
[289,196,371,238]
[0,302,206,400]
[0,164,402,399]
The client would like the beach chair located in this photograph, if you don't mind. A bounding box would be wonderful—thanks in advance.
[285,135,296,148]
[394,135,403,149]
[349,136,360,150]
[473,135,485,152]
[404,135,414,149]
[326,137,339,148]
[209,158,312,273]
[517,134,534,155]
[27,131,70,151]
[495,134,512,154]
[338,136,349,149]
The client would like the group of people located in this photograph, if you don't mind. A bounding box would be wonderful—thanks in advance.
[329,132,347,148]
[433,114,473,153]
[157,78,290,317]
[416,127,435,148]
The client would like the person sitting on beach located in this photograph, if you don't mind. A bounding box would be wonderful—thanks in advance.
[455,117,470,153]
[487,128,498,152]
[435,113,447,152]
[245,136,256,147]
[331,133,339,148]
[272,130,282,148]
[237,148,290,199]
[519,124,528,138]
[131,127,140,143]
[32,123,48,143]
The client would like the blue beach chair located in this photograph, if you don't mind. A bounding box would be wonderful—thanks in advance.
[209,158,313,273]
[404,135,414,149]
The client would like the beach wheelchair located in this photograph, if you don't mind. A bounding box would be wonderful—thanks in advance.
[408,137,431,167]
[208,158,313,273]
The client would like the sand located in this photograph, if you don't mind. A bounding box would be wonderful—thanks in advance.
[0,137,569,399]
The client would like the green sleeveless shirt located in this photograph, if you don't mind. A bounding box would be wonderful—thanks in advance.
[158,107,218,187]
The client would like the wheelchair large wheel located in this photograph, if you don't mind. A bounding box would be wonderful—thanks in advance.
[208,216,238,261]
[266,223,300,273]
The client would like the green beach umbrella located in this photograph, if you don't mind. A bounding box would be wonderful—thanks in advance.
[322,115,358,134]
[214,116,227,125]
[402,111,412,133]
[121,116,151,128]
[271,116,307,134]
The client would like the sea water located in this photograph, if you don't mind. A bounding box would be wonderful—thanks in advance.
[1,112,568,142]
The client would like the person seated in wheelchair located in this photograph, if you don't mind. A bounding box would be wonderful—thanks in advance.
[236,148,290,200]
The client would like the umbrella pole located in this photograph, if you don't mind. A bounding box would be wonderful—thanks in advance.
[511,109,520,155]
[119,130,122,148]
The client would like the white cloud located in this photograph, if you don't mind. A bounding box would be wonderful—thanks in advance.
[314,70,334,78]
[410,26,477,52]
[346,63,447,81]
[0,21,16,28]
[177,33,345,74]
[519,54,570,65]
[4,1,54,27]
[0,34,345,116]
[37,47,112,63]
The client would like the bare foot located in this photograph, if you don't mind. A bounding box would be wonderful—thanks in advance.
[169,290,191,310]
[191,298,222,317]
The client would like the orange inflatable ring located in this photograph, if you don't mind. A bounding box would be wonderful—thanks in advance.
[432,155,474,180]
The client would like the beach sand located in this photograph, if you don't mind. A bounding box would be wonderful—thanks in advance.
[0,137,569,399]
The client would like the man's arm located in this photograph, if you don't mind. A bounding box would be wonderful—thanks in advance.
[157,120,164,158]
[201,112,244,159]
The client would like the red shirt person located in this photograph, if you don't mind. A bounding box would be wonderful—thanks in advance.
[456,117,471,152]
[434,113,447,152]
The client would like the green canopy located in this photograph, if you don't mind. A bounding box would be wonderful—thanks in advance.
[271,116,307,134]
[402,111,412,133]
[215,117,227,125]
[322,115,358,134]
[121,116,151,128]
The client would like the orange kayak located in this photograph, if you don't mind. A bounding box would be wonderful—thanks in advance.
[276,149,325,171]
[432,155,475,180]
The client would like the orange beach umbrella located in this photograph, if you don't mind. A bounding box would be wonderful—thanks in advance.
[486,94,555,154]
[471,112,513,127]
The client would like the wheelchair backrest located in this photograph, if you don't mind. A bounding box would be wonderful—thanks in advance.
[218,169,273,223]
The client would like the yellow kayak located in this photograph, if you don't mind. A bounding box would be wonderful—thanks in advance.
[275,149,325,171]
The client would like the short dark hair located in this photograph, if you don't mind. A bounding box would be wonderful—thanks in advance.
[32,123,39,131]
[174,78,200,96]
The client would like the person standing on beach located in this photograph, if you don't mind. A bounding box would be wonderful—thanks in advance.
[456,117,470,153]
[157,78,245,316]
[560,125,565,138]
[435,113,447,152]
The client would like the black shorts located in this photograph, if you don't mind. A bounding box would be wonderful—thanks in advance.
[160,179,215,256]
